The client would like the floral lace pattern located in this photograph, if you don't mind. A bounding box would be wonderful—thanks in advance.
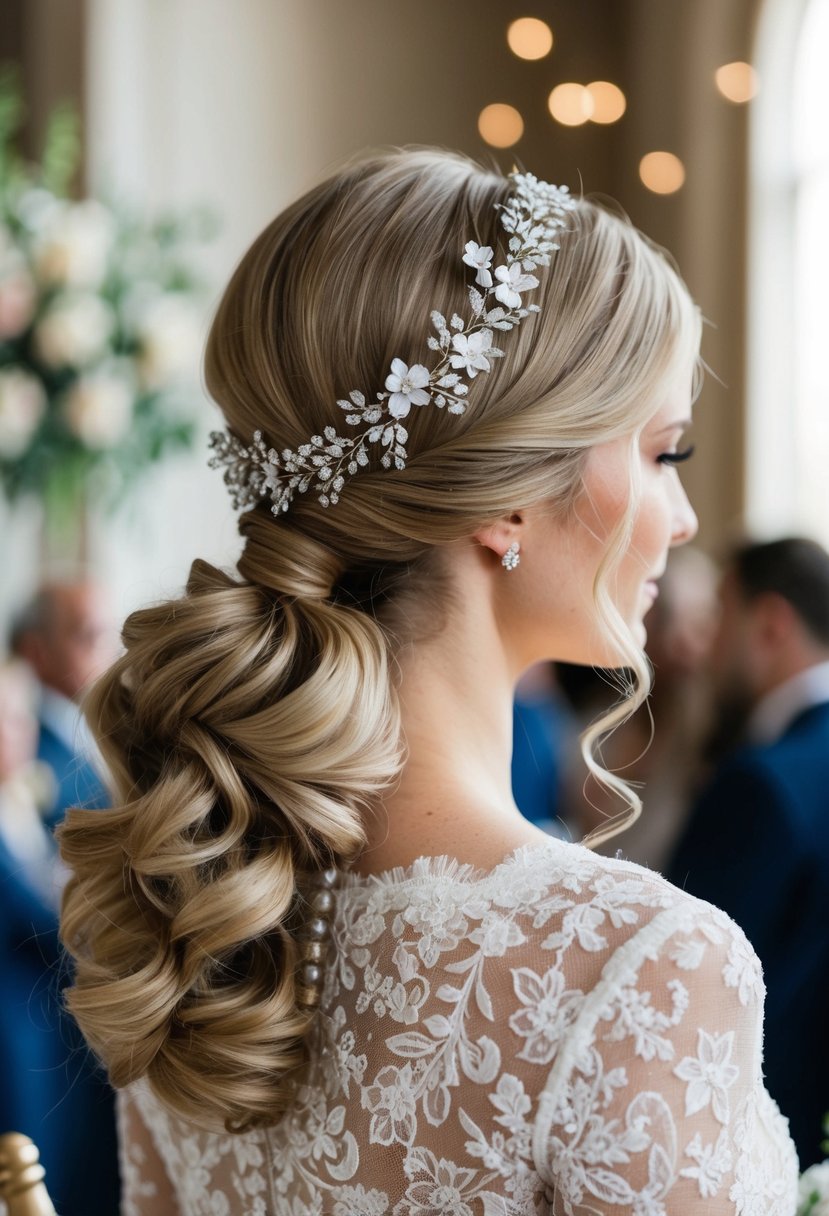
[118,839,799,1214]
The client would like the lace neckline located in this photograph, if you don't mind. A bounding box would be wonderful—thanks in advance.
[339,835,569,892]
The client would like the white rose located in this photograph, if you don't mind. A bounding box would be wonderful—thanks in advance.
[33,294,114,369]
[32,200,115,289]
[62,368,134,449]
[0,367,46,457]
[120,280,160,330]
[0,221,16,266]
[136,294,202,389]
[799,1162,829,1215]
[0,261,36,339]
[14,188,63,236]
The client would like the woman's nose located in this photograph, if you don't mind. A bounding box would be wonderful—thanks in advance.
[671,480,699,547]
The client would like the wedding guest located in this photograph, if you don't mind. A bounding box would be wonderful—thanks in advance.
[667,536,829,1165]
[0,657,120,1215]
[0,660,59,902]
[0,660,72,1209]
[511,662,574,835]
[11,579,114,828]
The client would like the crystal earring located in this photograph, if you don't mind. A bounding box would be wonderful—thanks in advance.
[501,542,520,571]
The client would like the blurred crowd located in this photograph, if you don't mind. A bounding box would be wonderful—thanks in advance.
[2,534,828,1206]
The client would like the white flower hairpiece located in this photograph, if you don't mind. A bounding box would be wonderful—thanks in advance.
[208,172,575,514]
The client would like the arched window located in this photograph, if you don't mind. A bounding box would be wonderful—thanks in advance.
[748,0,829,545]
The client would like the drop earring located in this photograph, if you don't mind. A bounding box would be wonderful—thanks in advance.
[501,542,520,572]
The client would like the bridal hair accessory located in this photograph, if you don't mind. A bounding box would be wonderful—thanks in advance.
[208,172,575,515]
[501,542,520,572]
[295,865,338,1010]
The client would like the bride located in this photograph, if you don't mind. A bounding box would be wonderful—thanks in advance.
[59,150,798,1214]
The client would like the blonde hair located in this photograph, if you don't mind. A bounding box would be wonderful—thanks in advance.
[59,149,701,1132]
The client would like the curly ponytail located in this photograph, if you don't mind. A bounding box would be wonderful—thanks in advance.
[60,524,401,1131]
[60,148,701,1131]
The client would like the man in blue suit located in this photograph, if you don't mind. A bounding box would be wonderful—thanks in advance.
[667,537,829,1167]
[9,580,119,1215]
[11,581,113,827]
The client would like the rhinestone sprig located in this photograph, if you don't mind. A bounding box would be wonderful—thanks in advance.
[208,173,575,515]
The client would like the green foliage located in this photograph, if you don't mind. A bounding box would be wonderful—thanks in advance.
[40,101,81,197]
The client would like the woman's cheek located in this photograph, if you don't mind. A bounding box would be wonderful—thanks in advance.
[635,476,673,563]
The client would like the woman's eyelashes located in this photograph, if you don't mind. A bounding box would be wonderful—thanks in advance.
[657,443,695,466]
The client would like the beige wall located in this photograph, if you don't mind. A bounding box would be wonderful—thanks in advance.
[620,0,760,551]
[85,0,627,279]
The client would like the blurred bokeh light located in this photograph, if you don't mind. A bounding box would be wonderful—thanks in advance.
[547,83,594,126]
[715,61,759,103]
[639,151,686,193]
[478,103,525,147]
[506,18,554,61]
[586,80,627,123]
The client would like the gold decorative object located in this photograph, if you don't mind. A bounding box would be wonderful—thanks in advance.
[0,1133,58,1216]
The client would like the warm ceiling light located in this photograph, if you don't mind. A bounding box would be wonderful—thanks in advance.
[478,103,524,148]
[639,151,686,194]
[507,17,553,60]
[715,61,758,103]
[547,83,594,127]
[586,81,627,124]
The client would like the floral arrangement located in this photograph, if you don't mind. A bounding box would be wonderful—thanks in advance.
[0,67,216,543]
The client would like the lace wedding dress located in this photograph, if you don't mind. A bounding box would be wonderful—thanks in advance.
[118,838,799,1214]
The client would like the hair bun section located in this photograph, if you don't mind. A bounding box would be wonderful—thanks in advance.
[237,512,342,601]
[59,548,402,1132]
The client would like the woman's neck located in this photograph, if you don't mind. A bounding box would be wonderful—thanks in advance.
[353,566,547,875]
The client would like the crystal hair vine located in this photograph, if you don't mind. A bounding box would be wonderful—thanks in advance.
[208,173,576,515]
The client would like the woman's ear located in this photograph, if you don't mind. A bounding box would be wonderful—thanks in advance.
[472,512,525,560]
[753,592,800,647]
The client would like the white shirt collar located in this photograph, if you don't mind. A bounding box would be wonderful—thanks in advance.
[746,659,829,745]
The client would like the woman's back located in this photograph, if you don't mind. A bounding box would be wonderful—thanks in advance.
[119,838,798,1214]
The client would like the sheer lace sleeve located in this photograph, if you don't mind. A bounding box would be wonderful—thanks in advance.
[531,901,798,1215]
[117,1086,181,1216]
